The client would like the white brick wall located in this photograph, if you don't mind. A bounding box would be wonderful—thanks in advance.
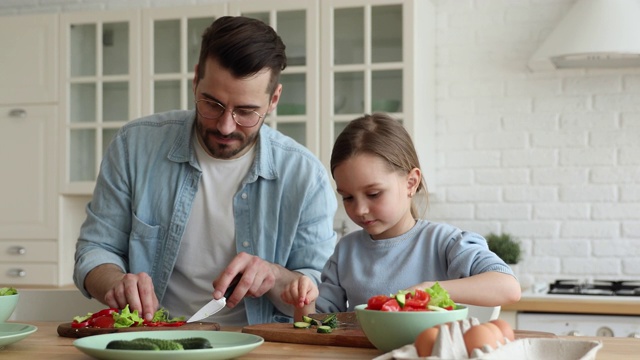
[434,0,640,289]
[2,0,639,290]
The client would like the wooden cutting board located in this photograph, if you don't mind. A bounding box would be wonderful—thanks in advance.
[57,321,220,338]
[242,312,374,348]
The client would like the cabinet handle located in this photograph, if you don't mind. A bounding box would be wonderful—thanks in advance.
[8,109,27,118]
[7,268,27,277]
[7,246,26,255]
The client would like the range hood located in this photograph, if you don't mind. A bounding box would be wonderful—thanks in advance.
[528,0,640,71]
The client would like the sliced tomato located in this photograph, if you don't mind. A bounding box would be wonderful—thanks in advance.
[89,315,115,328]
[367,295,391,310]
[404,298,428,310]
[412,289,430,302]
[380,298,401,312]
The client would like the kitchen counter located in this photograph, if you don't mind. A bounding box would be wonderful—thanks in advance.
[3,321,640,359]
[502,293,640,315]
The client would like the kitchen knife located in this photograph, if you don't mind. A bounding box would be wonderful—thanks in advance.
[186,275,241,323]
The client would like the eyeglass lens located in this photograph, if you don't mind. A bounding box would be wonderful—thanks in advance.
[196,100,261,127]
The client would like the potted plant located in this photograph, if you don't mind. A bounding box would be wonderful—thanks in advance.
[485,233,521,265]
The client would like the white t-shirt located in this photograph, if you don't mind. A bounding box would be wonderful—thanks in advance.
[163,134,255,326]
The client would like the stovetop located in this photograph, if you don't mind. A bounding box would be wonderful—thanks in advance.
[548,280,640,296]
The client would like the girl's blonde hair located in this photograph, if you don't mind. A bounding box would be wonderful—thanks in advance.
[330,113,428,218]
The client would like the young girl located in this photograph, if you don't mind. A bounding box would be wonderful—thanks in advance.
[281,113,521,319]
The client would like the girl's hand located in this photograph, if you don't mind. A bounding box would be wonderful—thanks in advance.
[280,275,319,308]
[281,276,319,322]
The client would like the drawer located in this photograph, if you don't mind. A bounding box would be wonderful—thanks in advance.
[0,263,58,286]
[0,240,57,262]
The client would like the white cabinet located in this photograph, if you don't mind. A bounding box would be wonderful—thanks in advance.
[0,14,58,105]
[0,105,58,239]
[59,10,141,194]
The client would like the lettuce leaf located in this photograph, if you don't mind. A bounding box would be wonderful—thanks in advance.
[151,307,185,323]
[0,287,18,296]
[113,304,144,328]
[425,282,456,308]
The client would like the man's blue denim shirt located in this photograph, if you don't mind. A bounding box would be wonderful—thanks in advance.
[73,109,337,324]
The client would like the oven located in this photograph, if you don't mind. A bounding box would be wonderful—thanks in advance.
[516,280,640,338]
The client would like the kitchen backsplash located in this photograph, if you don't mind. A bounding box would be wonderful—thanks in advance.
[3,0,639,290]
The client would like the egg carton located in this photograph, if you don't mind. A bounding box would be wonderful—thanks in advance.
[373,317,603,360]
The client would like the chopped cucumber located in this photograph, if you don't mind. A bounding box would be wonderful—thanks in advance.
[302,315,314,324]
[321,313,338,329]
[317,325,332,333]
[293,321,311,329]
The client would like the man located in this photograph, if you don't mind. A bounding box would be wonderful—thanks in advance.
[73,16,337,326]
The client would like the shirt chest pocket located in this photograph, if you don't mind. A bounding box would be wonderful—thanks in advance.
[129,213,166,273]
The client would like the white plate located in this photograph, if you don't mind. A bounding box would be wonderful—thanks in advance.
[0,323,38,348]
[73,330,263,360]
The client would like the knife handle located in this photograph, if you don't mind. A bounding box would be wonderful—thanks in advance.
[224,274,241,298]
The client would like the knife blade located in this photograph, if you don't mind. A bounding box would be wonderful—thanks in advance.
[186,274,241,323]
[186,297,226,323]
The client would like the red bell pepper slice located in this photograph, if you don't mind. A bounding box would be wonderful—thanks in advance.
[71,320,89,329]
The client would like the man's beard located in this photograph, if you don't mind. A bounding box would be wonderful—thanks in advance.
[196,121,258,159]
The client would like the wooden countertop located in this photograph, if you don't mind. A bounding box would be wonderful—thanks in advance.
[3,321,640,359]
[502,295,640,315]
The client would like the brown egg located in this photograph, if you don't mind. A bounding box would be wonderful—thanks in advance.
[490,319,515,342]
[463,324,496,357]
[414,326,439,357]
[483,322,504,345]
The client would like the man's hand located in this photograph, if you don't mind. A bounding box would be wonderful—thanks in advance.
[213,252,278,307]
[85,264,159,321]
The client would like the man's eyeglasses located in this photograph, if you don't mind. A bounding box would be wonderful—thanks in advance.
[195,99,266,128]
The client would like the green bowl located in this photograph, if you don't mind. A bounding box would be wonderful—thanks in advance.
[355,304,468,352]
[0,293,19,322]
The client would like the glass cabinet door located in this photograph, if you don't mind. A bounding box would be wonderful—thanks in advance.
[230,0,319,154]
[60,11,141,194]
[320,0,434,180]
[142,5,226,116]
[322,1,403,157]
